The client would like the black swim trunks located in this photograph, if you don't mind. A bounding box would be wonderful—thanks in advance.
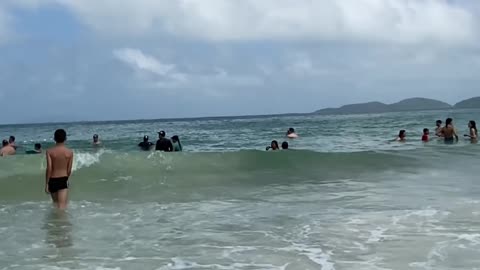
[48,177,69,193]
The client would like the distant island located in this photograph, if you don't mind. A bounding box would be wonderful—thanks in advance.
[314,97,480,115]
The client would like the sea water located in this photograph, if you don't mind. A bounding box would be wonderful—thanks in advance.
[1,110,480,269]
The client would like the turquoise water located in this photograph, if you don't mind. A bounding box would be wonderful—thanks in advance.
[1,110,480,269]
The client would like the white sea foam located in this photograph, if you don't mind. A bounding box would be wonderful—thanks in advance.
[73,149,107,171]
[279,244,335,270]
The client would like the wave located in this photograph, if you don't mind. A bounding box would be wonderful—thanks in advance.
[1,148,478,202]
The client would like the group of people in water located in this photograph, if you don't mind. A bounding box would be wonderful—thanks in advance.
[266,128,298,151]
[0,118,476,210]
[395,118,478,143]
[137,130,182,152]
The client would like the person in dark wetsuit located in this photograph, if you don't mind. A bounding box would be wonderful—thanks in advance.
[156,131,173,152]
[442,118,458,144]
[138,135,154,151]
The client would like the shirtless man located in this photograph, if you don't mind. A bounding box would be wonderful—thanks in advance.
[45,129,74,210]
[442,118,459,144]
[0,139,16,156]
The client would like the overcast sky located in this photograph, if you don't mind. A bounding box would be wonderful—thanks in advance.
[1,0,480,123]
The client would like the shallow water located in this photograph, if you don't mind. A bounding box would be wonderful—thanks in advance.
[1,110,480,269]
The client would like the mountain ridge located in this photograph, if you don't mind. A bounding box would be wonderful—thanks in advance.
[315,97,479,115]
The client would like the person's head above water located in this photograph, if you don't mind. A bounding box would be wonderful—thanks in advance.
[9,135,15,144]
[93,134,99,142]
[2,140,8,147]
[54,129,67,143]
[281,141,289,149]
[143,135,149,142]
[158,131,166,138]
[34,143,42,150]
[469,120,477,132]
[287,128,295,134]
[436,120,442,127]
[271,140,279,150]
[423,128,429,135]
[398,130,406,139]
[171,135,180,143]
[445,118,453,127]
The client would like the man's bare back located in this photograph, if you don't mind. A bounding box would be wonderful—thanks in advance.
[0,140,15,157]
[0,145,16,156]
[45,129,73,210]
[46,145,73,178]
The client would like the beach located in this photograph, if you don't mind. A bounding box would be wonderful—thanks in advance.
[1,109,480,269]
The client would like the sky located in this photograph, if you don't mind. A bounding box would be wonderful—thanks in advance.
[1,0,480,124]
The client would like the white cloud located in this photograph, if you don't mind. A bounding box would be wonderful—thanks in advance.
[57,0,477,45]
[113,48,263,96]
[113,48,176,76]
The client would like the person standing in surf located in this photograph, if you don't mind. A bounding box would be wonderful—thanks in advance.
[442,118,459,144]
[92,134,101,146]
[155,131,173,152]
[286,128,298,138]
[9,135,17,150]
[0,139,16,156]
[266,140,279,151]
[465,120,478,143]
[435,120,443,137]
[45,129,74,210]
[396,130,406,142]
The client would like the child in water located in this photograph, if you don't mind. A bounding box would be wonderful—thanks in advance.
[422,128,429,142]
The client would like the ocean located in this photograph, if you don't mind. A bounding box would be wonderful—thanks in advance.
[1,109,480,270]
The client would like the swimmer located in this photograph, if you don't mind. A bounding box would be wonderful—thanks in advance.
[0,139,16,156]
[45,129,73,210]
[442,118,458,143]
[138,135,154,151]
[155,131,173,152]
[9,135,17,149]
[435,120,443,137]
[464,120,478,142]
[281,141,289,150]
[92,134,101,146]
[422,128,430,142]
[266,140,279,151]
[286,128,298,138]
[396,130,406,142]
[171,135,183,152]
[26,143,42,154]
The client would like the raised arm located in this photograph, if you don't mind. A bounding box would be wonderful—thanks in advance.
[45,151,52,194]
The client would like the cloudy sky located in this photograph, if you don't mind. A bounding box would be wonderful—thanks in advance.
[1,0,480,123]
